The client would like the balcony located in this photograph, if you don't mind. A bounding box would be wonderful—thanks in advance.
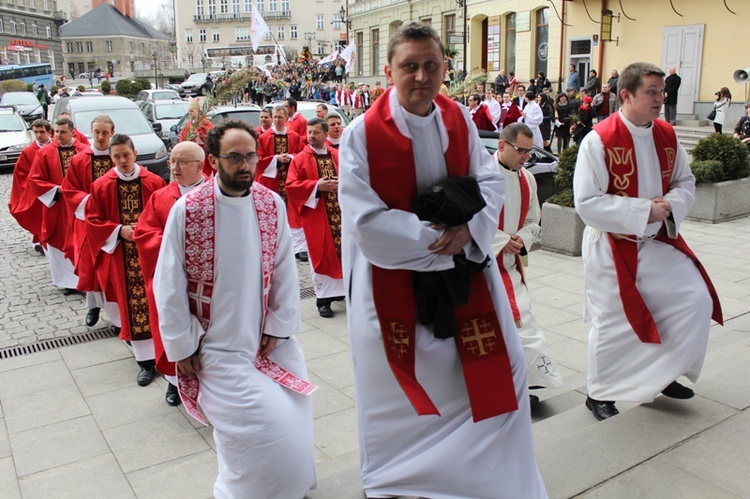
[194,11,290,23]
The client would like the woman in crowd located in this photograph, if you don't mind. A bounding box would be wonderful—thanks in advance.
[711,87,732,134]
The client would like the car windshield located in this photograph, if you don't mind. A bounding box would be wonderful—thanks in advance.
[155,102,189,119]
[0,114,26,131]
[74,109,155,136]
[151,91,180,100]
[297,107,351,126]
[209,110,260,127]
[186,74,206,83]
[2,93,39,106]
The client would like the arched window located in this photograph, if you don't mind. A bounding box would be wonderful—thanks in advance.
[535,8,549,76]
[505,13,516,74]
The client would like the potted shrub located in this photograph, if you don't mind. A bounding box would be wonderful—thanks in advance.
[541,145,585,256]
[688,133,750,223]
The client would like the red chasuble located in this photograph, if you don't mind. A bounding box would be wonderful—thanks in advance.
[286,145,342,279]
[8,141,45,241]
[134,181,184,376]
[61,149,114,289]
[256,129,304,227]
[501,103,523,129]
[86,168,166,342]
[471,104,495,132]
[28,139,88,251]
[496,166,532,326]
[363,88,517,422]
[287,112,309,144]
[596,113,723,343]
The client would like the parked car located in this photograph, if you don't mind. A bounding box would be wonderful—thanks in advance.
[52,96,169,180]
[139,99,189,147]
[478,130,559,204]
[134,89,181,105]
[0,92,45,123]
[78,72,92,79]
[168,103,261,150]
[0,106,33,171]
[178,73,213,97]
[292,101,352,127]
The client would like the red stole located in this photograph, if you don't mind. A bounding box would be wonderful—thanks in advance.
[364,88,517,422]
[496,165,531,326]
[180,179,316,424]
[597,113,723,344]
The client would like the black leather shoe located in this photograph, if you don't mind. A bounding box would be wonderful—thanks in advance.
[165,383,181,407]
[62,288,78,296]
[85,307,100,327]
[137,366,156,386]
[318,304,333,318]
[585,396,619,421]
[661,381,694,399]
[295,251,309,262]
[34,244,45,255]
[529,394,540,406]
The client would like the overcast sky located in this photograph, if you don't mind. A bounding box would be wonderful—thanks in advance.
[134,0,168,19]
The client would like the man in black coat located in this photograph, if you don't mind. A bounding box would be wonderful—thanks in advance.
[664,67,682,125]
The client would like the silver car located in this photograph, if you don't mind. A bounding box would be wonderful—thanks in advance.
[0,107,33,171]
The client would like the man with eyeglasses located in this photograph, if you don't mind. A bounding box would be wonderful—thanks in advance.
[133,141,207,407]
[153,120,316,497]
[492,123,563,406]
[62,115,120,330]
[287,117,344,318]
[467,93,495,132]
[256,104,308,261]
[85,134,166,388]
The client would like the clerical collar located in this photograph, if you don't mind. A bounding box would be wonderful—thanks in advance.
[497,158,520,173]
[114,164,140,181]
[311,145,328,155]
[91,145,110,156]
[36,139,51,147]
[59,140,75,148]
[273,127,287,135]
[327,136,340,145]
[401,102,437,126]
[178,177,205,196]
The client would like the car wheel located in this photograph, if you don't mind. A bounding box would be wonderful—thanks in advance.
[200,86,207,96]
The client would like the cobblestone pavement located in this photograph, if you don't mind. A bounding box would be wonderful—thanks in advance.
[0,172,313,350]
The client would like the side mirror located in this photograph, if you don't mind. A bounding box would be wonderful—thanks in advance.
[170,124,177,132]
[153,122,162,132]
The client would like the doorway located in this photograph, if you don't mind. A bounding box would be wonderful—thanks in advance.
[661,24,704,115]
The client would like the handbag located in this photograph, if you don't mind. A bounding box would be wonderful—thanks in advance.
[707,108,717,121]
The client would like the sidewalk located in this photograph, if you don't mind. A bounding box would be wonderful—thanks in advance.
[1,174,749,497]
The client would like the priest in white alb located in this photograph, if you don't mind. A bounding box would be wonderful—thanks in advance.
[153,120,316,498]
[574,62,722,421]
[339,22,546,499]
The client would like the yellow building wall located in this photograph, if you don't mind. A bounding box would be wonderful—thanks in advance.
[564,0,749,103]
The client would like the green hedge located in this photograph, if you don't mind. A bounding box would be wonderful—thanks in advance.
[0,79,30,95]
[545,145,578,207]
[691,133,750,183]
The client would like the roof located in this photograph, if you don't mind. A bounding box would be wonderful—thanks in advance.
[59,3,170,40]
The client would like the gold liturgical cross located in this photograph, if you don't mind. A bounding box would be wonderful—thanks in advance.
[461,319,497,356]
[388,322,410,360]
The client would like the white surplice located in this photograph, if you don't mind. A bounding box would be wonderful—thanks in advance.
[338,90,547,499]
[491,155,563,389]
[574,112,713,402]
[522,100,544,148]
[153,181,316,499]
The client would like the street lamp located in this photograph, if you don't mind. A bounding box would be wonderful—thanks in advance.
[152,47,158,89]
[337,5,351,48]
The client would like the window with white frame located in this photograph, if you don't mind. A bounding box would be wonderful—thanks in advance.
[236,26,251,40]
[244,0,251,11]
[199,29,207,42]
[76,41,83,52]
[106,40,112,52]
[196,0,204,16]
[86,41,93,52]
[232,0,239,14]
[43,0,48,9]
[220,0,228,14]
[19,20,25,35]
[212,28,220,42]
[290,24,297,39]
[256,0,263,12]
[333,13,341,29]
[16,0,23,6]
[32,22,38,36]
[208,0,216,16]
[316,14,324,29]
[269,0,276,10]
[30,50,37,63]
[265,30,271,40]
[10,19,16,35]
[281,0,288,11]
[66,41,73,52]
[129,41,134,52]
[48,49,54,69]
[277,26,284,39]
[0,18,4,32]
[46,23,51,38]
[186,28,193,43]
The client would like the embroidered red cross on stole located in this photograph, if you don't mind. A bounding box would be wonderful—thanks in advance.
[180,179,317,425]
[496,166,531,326]
[597,113,723,344]
[365,88,518,422]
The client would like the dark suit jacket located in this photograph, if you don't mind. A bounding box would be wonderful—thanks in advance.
[664,73,682,105]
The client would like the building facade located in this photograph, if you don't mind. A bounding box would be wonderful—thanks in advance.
[176,0,346,71]
[349,0,746,121]
[0,0,66,73]
[60,2,171,78]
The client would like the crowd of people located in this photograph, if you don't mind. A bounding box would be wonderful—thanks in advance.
[6,21,726,499]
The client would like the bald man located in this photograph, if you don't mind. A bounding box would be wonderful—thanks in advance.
[134,141,207,406]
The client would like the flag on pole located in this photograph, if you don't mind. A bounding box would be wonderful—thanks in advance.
[276,45,287,65]
[256,65,273,79]
[340,42,357,74]
[318,49,340,65]
[250,4,270,52]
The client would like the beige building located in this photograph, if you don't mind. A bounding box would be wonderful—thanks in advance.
[0,0,66,71]
[59,2,171,78]
[176,0,346,71]
[349,0,746,121]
